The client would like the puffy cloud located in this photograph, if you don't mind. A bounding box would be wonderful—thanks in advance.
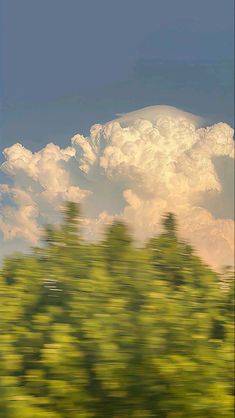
[0,142,90,242]
[0,105,234,268]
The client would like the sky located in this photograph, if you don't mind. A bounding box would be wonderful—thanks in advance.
[0,0,234,267]
[1,0,233,103]
[0,0,234,150]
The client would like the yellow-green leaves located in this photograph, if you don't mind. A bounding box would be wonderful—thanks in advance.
[0,204,233,417]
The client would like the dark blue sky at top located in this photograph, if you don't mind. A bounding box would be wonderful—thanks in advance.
[0,0,234,154]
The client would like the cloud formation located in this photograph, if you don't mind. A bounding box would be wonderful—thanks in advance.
[0,106,234,268]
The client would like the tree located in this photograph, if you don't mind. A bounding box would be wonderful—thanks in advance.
[0,203,233,417]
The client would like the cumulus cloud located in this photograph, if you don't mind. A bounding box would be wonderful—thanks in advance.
[0,105,234,268]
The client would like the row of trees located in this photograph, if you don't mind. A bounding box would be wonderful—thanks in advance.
[0,203,234,417]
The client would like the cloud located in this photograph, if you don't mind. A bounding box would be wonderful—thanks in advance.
[0,106,234,268]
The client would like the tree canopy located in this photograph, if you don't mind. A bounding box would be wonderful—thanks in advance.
[0,203,234,418]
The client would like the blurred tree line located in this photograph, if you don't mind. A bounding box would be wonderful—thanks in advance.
[0,203,234,418]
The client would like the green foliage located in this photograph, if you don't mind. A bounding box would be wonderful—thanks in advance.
[0,205,234,417]
[162,212,177,238]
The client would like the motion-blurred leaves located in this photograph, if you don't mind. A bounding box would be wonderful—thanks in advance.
[0,203,234,417]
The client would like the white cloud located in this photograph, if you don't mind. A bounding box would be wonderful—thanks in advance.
[0,106,234,268]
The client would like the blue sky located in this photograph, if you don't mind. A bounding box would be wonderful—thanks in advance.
[0,0,234,153]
